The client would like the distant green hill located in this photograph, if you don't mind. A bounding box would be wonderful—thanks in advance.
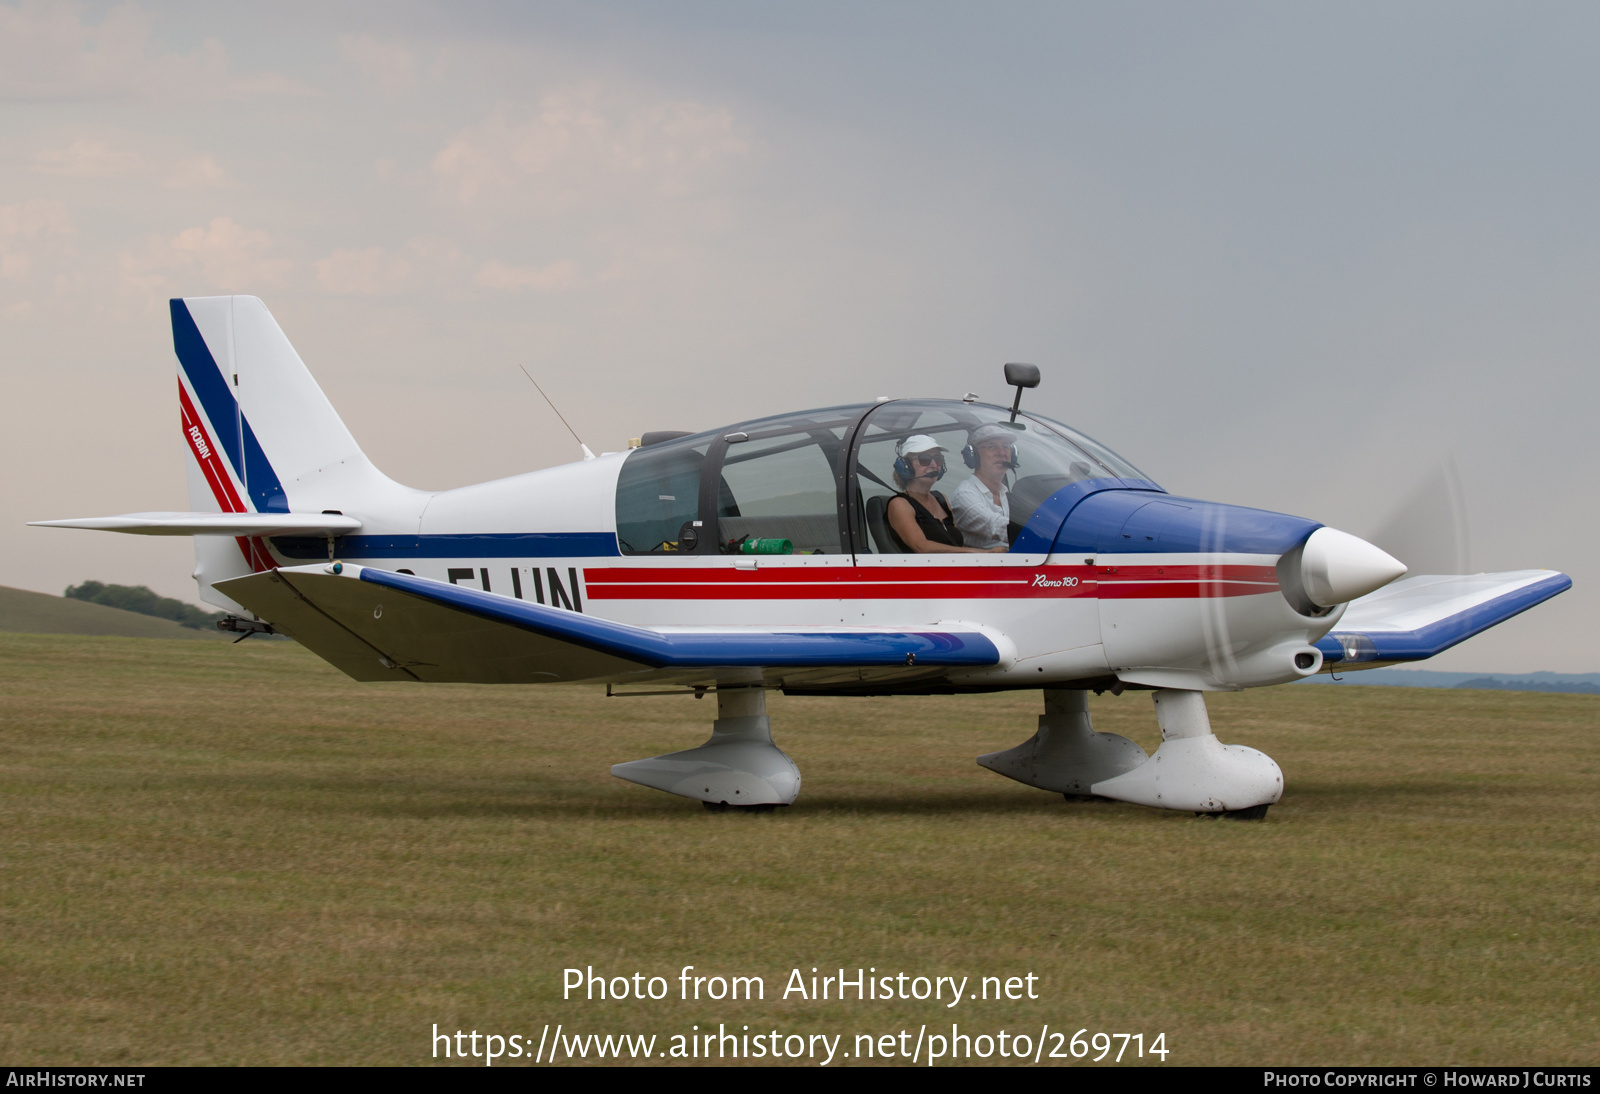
[1304,668,1600,695]
[1455,676,1600,695]
[0,585,226,640]
[63,580,223,629]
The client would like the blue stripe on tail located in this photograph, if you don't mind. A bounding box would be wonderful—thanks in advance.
[170,299,289,513]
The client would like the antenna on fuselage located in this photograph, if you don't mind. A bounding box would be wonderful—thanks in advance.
[1004,362,1040,422]
[519,364,595,460]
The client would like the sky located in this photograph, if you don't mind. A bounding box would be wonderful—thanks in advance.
[1,0,1594,672]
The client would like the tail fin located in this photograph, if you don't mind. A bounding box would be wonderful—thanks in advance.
[172,295,405,606]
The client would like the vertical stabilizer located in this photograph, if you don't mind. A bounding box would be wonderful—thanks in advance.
[172,295,416,609]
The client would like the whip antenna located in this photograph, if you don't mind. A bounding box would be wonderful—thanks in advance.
[519,364,595,460]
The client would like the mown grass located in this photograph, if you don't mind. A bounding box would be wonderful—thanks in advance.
[0,632,1595,1066]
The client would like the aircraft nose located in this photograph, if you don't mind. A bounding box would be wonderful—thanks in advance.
[1299,527,1407,607]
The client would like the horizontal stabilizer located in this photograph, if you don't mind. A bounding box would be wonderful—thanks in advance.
[1317,570,1571,668]
[216,564,1002,685]
[28,512,362,537]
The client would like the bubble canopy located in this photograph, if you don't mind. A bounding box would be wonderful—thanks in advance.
[613,400,1157,556]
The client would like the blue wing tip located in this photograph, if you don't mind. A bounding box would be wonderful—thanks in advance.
[1321,571,1571,665]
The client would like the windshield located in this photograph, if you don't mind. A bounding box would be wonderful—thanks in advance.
[852,400,1152,553]
[1019,412,1151,482]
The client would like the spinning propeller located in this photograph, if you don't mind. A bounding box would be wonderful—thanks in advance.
[1363,457,1474,578]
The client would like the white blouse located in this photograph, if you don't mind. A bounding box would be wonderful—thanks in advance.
[950,476,1010,550]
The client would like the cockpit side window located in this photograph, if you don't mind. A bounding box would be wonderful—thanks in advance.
[615,438,712,555]
[714,422,849,554]
[852,406,967,554]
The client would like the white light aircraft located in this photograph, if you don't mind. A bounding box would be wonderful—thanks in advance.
[32,296,1572,818]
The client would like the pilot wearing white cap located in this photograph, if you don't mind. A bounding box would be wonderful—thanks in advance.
[950,422,1015,550]
[887,435,1003,554]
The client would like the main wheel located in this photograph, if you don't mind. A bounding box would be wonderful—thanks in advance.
[1222,804,1270,821]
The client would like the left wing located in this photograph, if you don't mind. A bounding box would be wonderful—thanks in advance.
[1317,570,1571,669]
[216,564,1004,687]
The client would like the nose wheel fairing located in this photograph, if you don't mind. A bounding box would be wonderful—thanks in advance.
[981,688,1282,815]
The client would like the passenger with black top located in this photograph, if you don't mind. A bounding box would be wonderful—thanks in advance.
[885,435,1005,554]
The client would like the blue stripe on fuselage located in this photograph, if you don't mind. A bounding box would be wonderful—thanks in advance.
[270,532,622,559]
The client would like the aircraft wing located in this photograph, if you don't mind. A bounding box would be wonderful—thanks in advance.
[215,564,1003,686]
[1316,570,1571,669]
[28,512,362,537]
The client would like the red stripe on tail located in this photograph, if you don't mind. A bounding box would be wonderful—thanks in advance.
[178,380,275,574]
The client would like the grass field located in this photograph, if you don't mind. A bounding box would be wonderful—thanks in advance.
[0,585,224,641]
[1,631,1595,1066]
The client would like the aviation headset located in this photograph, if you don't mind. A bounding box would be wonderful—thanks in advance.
[961,426,1021,472]
[894,436,947,483]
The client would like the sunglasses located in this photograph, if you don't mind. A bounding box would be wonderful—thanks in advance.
[910,453,944,466]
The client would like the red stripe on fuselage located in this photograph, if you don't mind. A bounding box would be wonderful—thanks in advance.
[581,563,1277,601]
[1096,563,1279,600]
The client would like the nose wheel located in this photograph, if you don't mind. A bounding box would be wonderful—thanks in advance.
[703,800,783,813]
[1091,690,1283,813]
[1198,803,1271,821]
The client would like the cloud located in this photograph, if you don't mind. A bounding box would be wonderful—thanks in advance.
[165,154,227,188]
[474,259,579,292]
[32,138,143,177]
[339,33,414,97]
[316,247,414,296]
[120,216,290,297]
[0,198,76,315]
[0,0,313,101]
[0,198,75,282]
[432,84,751,208]
[314,237,461,296]
[30,138,227,187]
